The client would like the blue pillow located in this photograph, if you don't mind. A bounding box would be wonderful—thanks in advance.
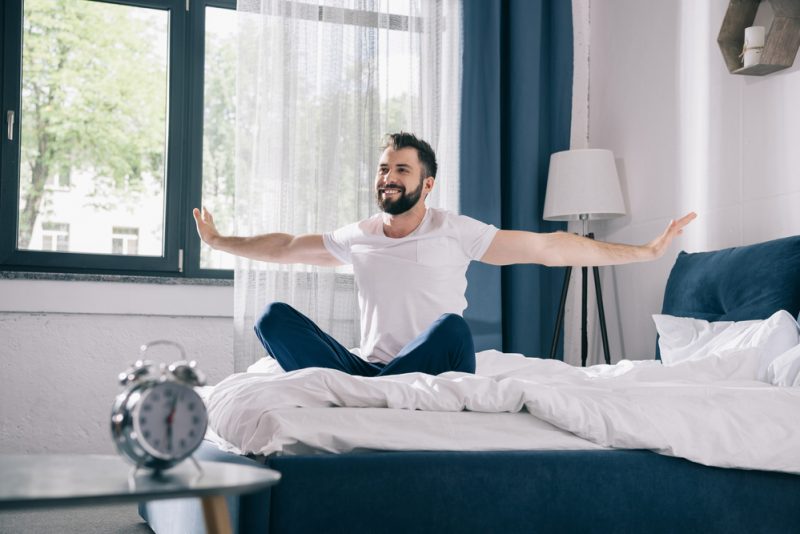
[657,235,800,358]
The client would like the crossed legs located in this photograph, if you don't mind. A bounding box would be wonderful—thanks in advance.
[254,302,476,376]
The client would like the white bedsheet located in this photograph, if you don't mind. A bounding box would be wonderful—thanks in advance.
[202,407,604,457]
[206,349,800,473]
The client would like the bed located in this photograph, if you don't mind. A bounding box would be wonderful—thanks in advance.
[141,235,800,533]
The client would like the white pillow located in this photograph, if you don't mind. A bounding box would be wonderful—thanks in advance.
[653,310,800,380]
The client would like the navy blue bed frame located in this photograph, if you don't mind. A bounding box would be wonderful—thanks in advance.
[142,442,800,533]
[142,236,800,533]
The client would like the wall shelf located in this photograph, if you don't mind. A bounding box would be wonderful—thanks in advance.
[718,0,800,76]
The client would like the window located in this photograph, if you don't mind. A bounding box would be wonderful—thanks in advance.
[112,227,139,256]
[1,0,420,279]
[200,6,237,271]
[45,168,70,190]
[1,0,236,278]
[40,222,69,252]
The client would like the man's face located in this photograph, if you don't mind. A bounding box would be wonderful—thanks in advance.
[375,147,430,215]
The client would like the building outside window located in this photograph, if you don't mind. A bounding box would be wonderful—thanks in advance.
[40,222,69,252]
[112,227,140,256]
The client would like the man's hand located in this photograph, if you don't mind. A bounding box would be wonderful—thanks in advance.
[193,207,220,248]
[646,212,698,259]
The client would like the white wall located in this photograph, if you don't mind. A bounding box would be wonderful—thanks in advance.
[0,280,234,454]
[5,0,800,451]
[575,0,800,363]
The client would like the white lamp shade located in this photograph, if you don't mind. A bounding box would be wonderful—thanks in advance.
[543,149,626,221]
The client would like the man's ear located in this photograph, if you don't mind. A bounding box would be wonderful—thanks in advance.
[424,176,435,192]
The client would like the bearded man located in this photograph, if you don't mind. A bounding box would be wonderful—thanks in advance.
[193,132,695,376]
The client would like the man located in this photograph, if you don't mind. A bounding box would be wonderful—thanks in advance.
[194,132,696,377]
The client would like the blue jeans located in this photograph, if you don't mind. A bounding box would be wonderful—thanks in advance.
[254,302,476,376]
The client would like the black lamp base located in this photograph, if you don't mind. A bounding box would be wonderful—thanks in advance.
[548,233,612,366]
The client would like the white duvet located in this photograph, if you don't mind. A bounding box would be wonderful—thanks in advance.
[207,349,800,474]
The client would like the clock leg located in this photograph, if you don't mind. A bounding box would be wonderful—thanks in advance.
[201,495,233,534]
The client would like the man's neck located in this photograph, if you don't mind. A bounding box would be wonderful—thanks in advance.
[382,204,427,238]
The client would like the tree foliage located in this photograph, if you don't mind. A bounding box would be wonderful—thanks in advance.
[199,14,237,268]
[18,0,167,248]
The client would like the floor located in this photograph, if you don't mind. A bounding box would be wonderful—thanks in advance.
[0,503,153,533]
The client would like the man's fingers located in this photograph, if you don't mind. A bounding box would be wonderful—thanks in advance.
[666,212,697,237]
[675,212,697,229]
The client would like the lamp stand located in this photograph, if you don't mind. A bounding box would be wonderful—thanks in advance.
[548,232,612,366]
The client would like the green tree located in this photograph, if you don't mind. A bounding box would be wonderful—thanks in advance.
[202,27,236,227]
[199,16,237,268]
[18,0,167,248]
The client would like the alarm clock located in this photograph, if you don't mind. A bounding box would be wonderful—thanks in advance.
[111,340,208,472]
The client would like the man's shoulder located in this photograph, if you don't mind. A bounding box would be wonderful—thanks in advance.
[330,213,381,237]
[428,208,487,228]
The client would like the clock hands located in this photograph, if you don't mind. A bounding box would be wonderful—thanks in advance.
[166,393,178,452]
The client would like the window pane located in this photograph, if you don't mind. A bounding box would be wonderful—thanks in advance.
[111,226,140,256]
[201,7,237,270]
[17,0,169,257]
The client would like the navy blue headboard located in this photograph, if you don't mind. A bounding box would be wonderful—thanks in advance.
[657,235,800,358]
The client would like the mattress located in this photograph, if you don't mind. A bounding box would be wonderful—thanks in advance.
[203,406,604,457]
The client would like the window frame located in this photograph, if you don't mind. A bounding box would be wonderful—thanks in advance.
[183,0,236,279]
[0,0,235,279]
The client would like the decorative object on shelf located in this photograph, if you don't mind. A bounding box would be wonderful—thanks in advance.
[111,340,208,477]
[543,149,626,367]
[718,0,800,76]
[742,25,766,67]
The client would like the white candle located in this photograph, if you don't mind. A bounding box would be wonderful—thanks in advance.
[743,26,765,68]
[745,26,765,48]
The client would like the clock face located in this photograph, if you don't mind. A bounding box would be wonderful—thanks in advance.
[132,381,207,461]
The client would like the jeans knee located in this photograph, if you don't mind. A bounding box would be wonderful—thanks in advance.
[437,313,469,333]
[254,302,293,336]
[437,314,473,344]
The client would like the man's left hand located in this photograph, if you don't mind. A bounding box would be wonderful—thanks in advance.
[647,212,698,259]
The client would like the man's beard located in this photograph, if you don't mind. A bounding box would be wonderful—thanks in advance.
[375,177,424,215]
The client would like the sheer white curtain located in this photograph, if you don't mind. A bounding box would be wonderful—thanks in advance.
[233,0,463,371]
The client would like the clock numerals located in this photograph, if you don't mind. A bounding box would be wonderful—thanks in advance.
[133,382,206,461]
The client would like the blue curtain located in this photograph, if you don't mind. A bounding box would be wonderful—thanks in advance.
[460,0,573,358]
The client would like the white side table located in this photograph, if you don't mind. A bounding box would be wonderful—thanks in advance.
[0,454,280,534]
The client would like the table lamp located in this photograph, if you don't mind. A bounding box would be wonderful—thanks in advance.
[543,149,626,366]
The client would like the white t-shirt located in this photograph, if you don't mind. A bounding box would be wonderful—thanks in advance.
[322,208,498,364]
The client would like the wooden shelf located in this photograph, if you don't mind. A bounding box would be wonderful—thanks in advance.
[718,0,800,76]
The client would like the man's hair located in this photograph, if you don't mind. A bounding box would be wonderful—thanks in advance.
[382,132,438,179]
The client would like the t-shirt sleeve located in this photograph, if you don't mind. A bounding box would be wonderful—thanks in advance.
[322,222,359,264]
[455,214,499,261]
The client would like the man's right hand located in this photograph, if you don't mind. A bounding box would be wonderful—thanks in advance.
[193,207,220,248]
[191,208,341,266]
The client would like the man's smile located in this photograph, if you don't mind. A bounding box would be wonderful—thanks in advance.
[379,186,404,197]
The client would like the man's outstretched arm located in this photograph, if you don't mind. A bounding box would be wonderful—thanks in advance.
[480,212,697,267]
[192,207,343,266]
